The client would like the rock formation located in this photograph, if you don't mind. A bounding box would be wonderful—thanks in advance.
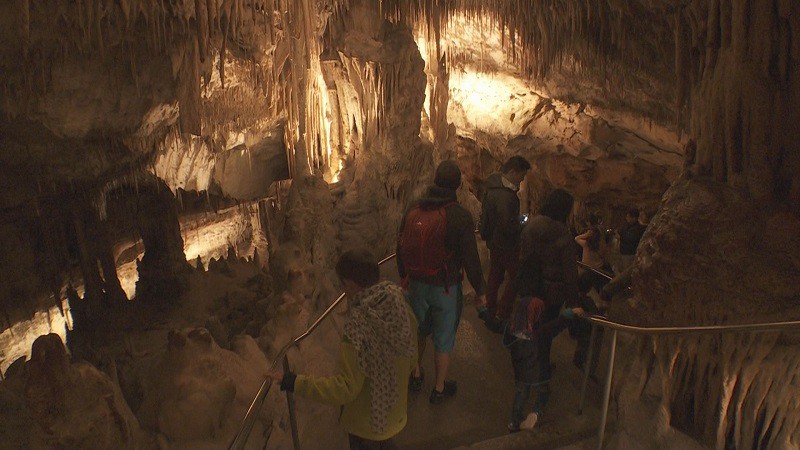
[0,0,798,448]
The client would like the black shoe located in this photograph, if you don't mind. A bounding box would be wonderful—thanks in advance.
[483,315,504,334]
[429,380,457,404]
[409,369,424,392]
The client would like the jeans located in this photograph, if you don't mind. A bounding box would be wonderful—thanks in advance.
[511,380,551,425]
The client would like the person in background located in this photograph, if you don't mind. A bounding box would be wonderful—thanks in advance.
[618,208,646,256]
[575,226,615,293]
[638,209,652,228]
[575,226,612,270]
[570,272,604,377]
[267,249,417,450]
[397,160,487,404]
[479,155,532,332]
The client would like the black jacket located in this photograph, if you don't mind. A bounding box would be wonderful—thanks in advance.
[619,222,646,255]
[503,314,564,384]
[397,186,486,296]
[480,173,522,252]
[518,215,579,308]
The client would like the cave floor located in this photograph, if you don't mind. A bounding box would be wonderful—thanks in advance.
[379,260,607,450]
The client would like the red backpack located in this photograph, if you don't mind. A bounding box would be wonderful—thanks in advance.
[399,202,456,280]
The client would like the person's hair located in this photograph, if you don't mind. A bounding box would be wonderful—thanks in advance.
[627,208,640,218]
[501,156,531,174]
[578,271,595,295]
[540,189,574,223]
[336,248,380,287]
[587,227,602,251]
[587,226,613,251]
[434,160,462,190]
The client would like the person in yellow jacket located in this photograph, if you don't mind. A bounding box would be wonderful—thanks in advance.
[268,248,418,450]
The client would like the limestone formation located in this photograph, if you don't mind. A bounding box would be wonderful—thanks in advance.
[0,0,798,448]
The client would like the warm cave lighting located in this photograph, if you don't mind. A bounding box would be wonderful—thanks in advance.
[416,12,527,138]
[183,212,251,268]
[332,158,344,183]
[0,302,70,376]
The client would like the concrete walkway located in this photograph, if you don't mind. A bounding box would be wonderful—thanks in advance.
[379,260,607,450]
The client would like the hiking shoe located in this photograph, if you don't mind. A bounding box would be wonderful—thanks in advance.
[520,412,539,430]
[507,422,521,433]
[429,380,457,404]
[409,369,424,392]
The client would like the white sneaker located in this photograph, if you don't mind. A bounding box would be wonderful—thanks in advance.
[520,412,539,430]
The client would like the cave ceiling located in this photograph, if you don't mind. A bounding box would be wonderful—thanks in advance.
[0,0,680,195]
[1,0,797,212]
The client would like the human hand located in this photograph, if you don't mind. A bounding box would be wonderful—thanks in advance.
[266,369,284,382]
[572,307,586,317]
[474,294,487,309]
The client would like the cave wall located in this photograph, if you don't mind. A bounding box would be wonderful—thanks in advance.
[679,0,800,213]
[411,11,685,227]
[323,0,431,255]
[382,1,800,448]
[0,0,798,447]
[0,0,293,339]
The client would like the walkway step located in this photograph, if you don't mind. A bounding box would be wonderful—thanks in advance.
[452,410,606,450]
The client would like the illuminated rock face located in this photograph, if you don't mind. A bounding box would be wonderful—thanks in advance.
[0,0,798,449]
[23,334,141,449]
[414,13,685,224]
[611,177,800,449]
[138,328,269,445]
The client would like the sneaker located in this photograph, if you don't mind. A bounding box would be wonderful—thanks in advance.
[429,380,457,404]
[409,369,424,392]
[507,422,521,433]
[520,412,539,430]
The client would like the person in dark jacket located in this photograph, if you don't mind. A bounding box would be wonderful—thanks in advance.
[618,208,646,255]
[519,188,579,319]
[479,156,531,327]
[397,160,487,404]
[514,188,579,419]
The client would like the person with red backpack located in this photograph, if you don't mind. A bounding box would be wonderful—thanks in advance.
[397,160,486,404]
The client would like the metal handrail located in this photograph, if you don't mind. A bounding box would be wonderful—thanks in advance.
[573,261,800,450]
[228,252,397,450]
[576,260,615,280]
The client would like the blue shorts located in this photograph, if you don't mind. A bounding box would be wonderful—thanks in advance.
[406,280,463,353]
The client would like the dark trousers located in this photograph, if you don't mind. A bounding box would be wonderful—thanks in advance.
[348,434,399,450]
[573,323,603,376]
[487,247,519,320]
[510,305,560,424]
[511,380,551,425]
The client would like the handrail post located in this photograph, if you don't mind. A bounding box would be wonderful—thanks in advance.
[578,323,599,415]
[284,355,300,450]
[597,329,617,450]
